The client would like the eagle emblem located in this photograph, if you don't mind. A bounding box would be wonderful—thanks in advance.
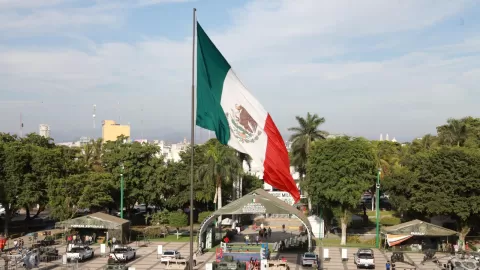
[226,104,262,143]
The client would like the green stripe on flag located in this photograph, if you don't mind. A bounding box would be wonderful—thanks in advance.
[196,22,231,145]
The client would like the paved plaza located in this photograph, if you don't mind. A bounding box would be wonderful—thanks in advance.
[0,218,453,269]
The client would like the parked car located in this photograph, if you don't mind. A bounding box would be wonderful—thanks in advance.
[161,250,181,263]
[301,252,318,267]
[67,246,94,261]
[354,248,375,269]
[109,246,136,262]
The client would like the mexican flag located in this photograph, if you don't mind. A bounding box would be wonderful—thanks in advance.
[196,22,300,203]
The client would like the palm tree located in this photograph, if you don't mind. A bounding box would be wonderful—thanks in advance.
[288,113,328,211]
[437,118,467,147]
[235,151,251,199]
[198,141,242,222]
[81,138,104,172]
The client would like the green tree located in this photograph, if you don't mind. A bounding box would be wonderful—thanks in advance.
[81,138,104,172]
[48,172,114,220]
[198,211,213,224]
[437,118,467,147]
[382,165,418,216]
[164,160,191,208]
[173,143,213,206]
[168,211,188,239]
[372,140,403,178]
[288,113,328,211]
[306,137,377,245]
[102,136,163,213]
[150,210,170,225]
[197,140,242,222]
[242,174,263,195]
[1,139,31,235]
[409,134,439,154]
[462,117,480,147]
[235,151,251,200]
[401,147,480,248]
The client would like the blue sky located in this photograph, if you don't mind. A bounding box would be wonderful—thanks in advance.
[1,0,480,142]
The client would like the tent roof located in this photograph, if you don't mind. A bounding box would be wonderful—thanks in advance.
[382,219,457,236]
[55,212,130,230]
[213,188,311,231]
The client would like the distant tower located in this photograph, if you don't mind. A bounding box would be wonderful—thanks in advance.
[392,137,397,143]
[380,134,383,141]
[386,134,390,141]
[39,124,50,138]
[93,104,96,129]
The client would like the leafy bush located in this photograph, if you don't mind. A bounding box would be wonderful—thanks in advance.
[198,211,213,224]
[347,235,361,243]
[380,216,401,226]
[362,238,376,246]
[144,226,168,239]
[150,210,170,225]
[168,212,188,229]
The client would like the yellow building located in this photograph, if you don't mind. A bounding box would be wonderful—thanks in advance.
[102,120,131,142]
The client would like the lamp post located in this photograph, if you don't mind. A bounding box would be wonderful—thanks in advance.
[120,164,124,219]
[375,168,381,248]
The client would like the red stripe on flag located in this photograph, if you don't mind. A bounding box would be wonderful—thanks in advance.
[263,114,300,203]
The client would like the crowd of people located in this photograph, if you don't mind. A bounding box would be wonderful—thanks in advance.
[66,233,96,245]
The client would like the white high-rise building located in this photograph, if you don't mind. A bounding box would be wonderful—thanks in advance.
[39,124,50,138]
[386,133,390,141]
[380,134,383,141]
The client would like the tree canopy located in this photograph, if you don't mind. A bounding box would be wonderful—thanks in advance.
[306,137,377,244]
[0,132,260,235]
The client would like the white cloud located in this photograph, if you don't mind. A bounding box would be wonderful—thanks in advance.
[0,0,479,140]
[0,0,191,35]
[0,0,67,10]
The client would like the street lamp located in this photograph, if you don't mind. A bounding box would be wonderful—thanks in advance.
[375,168,381,248]
[120,164,125,219]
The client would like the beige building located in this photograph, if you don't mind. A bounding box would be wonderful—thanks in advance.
[102,120,130,142]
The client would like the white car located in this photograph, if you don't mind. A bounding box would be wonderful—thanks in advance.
[67,246,94,261]
[109,246,136,262]
[161,250,181,263]
[354,248,375,269]
[302,252,318,267]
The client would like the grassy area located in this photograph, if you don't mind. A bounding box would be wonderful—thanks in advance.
[143,235,192,242]
[319,237,375,248]
[364,210,396,218]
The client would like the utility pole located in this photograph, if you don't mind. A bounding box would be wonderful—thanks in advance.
[375,168,381,248]
[120,164,125,219]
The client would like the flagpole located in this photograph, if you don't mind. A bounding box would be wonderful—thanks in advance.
[189,7,197,270]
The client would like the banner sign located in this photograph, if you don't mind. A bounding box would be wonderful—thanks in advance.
[242,203,266,213]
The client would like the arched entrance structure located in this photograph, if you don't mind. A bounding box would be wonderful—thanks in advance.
[197,188,313,251]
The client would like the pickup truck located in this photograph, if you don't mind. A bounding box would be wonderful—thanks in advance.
[354,248,375,269]
[66,246,94,261]
[160,250,181,263]
[109,246,136,262]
